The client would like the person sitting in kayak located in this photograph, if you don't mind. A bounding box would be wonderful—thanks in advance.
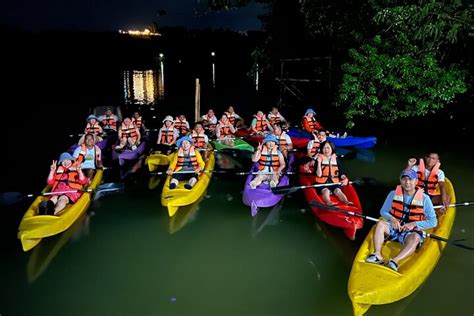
[192,122,210,159]
[407,153,450,213]
[78,115,103,145]
[271,123,292,158]
[156,115,179,154]
[131,111,145,131]
[302,108,323,133]
[225,105,244,128]
[201,109,217,133]
[166,136,205,190]
[216,114,236,147]
[249,135,286,189]
[314,141,351,205]
[73,133,103,179]
[251,111,273,135]
[116,117,141,151]
[174,114,190,137]
[99,108,119,132]
[38,152,88,216]
[302,130,327,172]
[267,107,287,128]
[365,169,437,272]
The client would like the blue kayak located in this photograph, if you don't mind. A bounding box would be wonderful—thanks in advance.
[287,128,377,149]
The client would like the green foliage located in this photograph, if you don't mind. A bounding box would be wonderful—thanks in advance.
[334,0,472,127]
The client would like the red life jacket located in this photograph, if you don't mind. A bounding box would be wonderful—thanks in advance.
[174,117,188,134]
[131,116,143,129]
[192,130,207,148]
[52,166,83,190]
[121,122,138,141]
[160,127,175,145]
[417,159,441,196]
[389,185,426,223]
[175,147,199,171]
[102,115,117,130]
[315,154,340,184]
[75,144,101,167]
[302,116,322,133]
[257,146,281,171]
[85,122,101,135]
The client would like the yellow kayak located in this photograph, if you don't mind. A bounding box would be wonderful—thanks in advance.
[348,178,456,315]
[168,194,204,234]
[146,152,176,171]
[161,152,215,217]
[17,169,103,252]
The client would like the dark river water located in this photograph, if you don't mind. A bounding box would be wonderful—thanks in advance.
[1,32,473,316]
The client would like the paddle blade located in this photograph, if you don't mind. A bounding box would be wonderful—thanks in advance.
[94,183,125,201]
[0,192,25,206]
[271,185,294,195]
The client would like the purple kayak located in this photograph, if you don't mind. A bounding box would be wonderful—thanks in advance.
[112,141,147,166]
[242,154,294,217]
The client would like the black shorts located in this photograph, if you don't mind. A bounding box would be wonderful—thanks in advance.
[172,173,199,181]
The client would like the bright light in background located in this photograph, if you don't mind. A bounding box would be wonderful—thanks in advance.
[211,51,215,57]
[123,70,160,105]
[159,53,164,58]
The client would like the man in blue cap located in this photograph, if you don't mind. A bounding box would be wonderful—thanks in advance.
[166,136,205,190]
[249,135,286,189]
[365,169,437,272]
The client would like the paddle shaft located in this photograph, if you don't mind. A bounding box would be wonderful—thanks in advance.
[272,180,355,194]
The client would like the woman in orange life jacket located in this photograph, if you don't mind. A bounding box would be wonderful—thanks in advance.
[200,109,218,134]
[251,111,274,135]
[155,115,179,154]
[225,105,244,128]
[365,169,437,272]
[174,114,190,137]
[99,108,119,132]
[216,114,236,146]
[73,133,103,179]
[314,141,351,205]
[267,107,287,129]
[116,117,141,151]
[249,135,286,189]
[302,130,327,172]
[131,111,145,131]
[301,108,324,134]
[191,122,210,160]
[38,152,88,216]
[407,153,450,213]
[166,136,205,190]
[78,115,103,145]
[271,123,292,158]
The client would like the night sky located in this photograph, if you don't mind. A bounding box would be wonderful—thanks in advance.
[2,0,266,32]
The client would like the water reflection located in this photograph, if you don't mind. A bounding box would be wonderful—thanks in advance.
[123,69,164,105]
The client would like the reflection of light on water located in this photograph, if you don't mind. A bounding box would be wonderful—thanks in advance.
[158,62,164,100]
[255,63,259,91]
[212,62,215,88]
[123,70,163,105]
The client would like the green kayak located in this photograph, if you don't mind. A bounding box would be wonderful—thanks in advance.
[211,137,254,152]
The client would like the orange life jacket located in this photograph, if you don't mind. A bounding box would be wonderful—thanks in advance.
[389,185,426,223]
[85,122,101,135]
[302,116,319,133]
[257,146,281,171]
[160,127,175,145]
[268,112,281,125]
[174,117,188,134]
[102,115,117,130]
[203,114,216,131]
[52,166,83,191]
[254,115,267,133]
[274,131,288,147]
[217,121,233,139]
[417,159,440,196]
[225,112,237,125]
[309,141,321,158]
[176,147,199,171]
[192,130,207,148]
[121,122,138,141]
[131,116,143,129]
[75,144,101,167]
[315,154,340,184]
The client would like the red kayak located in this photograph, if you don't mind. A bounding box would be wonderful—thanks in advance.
[299,165,364,240]
[234,128,263,147]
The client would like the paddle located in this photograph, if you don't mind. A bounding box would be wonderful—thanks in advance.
[0,182,124,206]
[151,170,297,176]
[272,178,371,195]
[309,200,474,250]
